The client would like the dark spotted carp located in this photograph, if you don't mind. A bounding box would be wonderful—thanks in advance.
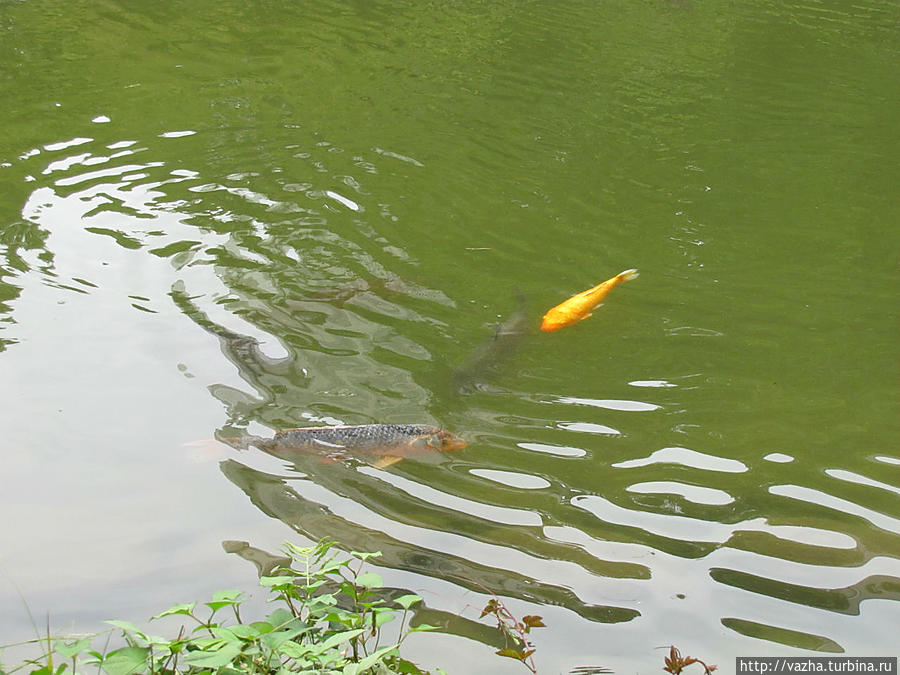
[222,424,466,469]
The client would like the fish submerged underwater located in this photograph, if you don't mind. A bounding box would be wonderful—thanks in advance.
[450,293,531,395]
[221,424,466,469]
[540,268,639,332]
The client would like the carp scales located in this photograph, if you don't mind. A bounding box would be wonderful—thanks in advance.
[221,424,466,469]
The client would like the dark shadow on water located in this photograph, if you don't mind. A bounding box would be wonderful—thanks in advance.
[220,458,640,628]
[448,292,533,397]
[220,539,513,653]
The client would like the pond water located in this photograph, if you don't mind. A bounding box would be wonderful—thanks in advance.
[1,1,898,672]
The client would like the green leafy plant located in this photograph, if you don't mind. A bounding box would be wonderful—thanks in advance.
[1,539,718,675]
[1,539,443,675]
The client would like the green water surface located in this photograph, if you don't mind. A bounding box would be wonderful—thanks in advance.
[1,1,898,672]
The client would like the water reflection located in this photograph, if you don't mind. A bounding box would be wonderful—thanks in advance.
[220,539,515,654]
[220,458,638,627]
[2,115,897,664]
[613,446,749,473]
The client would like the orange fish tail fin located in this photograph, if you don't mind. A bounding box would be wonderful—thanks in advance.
[618,268,639,282]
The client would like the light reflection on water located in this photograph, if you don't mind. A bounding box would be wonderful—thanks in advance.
[2,1,898,666]
[4,126,897,667]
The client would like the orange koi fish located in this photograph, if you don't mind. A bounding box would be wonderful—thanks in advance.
[540,269,639,332]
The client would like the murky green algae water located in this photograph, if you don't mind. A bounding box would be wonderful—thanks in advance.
[1,1,898,671]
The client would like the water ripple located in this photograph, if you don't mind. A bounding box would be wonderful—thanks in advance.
[3,32,897,666]
[517,442,586,458]
[558,421,622,436]
[359,466,543,527]
[769,484,900,536]
[626,481,735,506]
[612,446,749,473]
[470,468,551,490]
[573,494,748,543]
[554,395,661,412]
[826,469,900,496]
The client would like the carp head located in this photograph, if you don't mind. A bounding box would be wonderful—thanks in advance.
[425,429,467,452]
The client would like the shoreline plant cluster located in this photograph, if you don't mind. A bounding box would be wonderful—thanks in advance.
[0,539,714,675]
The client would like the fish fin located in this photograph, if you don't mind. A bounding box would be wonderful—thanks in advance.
[619,268,639,281]
[215,435,266,451]
[318,452,350,464]
[373,455,404,469]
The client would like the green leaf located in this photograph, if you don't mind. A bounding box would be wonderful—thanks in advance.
[84,650,105,664]
[393,594,422,610]
[371,608,396,628]
[100,647,149,675]
[266,608,296,628]
[303,578,330,592]
[105,621,144,637]
[308,629,366,656]
[409,623,439,632]
[353,644,398,672]
[185,637,222,650]
[354,572,383,590]
[250,621,274,634]
[307,593,338,617]
[349,550,382,562]
[389,659,432,675]
[152,603,195,620]
[141,635,171,647]
[284,542,322,560]
[260,627,308,651]
[214,624,259,641]
[259,575,295,587]
[54,638,92,660]
[182,643,243,668]
[338,581,358,597]
[206,590,243,611]
[278,641,312,660]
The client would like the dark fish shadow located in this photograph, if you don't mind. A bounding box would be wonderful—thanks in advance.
[449,292,535,397]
